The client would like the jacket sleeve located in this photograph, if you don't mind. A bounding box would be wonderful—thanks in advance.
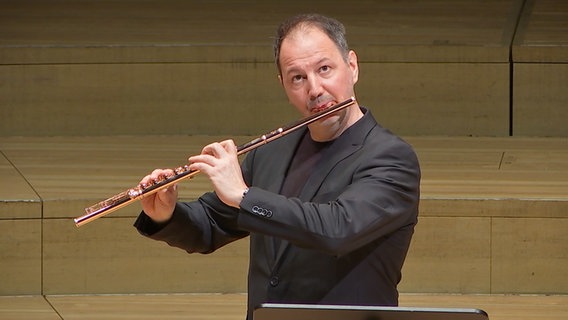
[134,192,249,254]
[237,136,420,257]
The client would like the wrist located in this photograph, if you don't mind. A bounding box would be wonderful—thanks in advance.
[238,187,249,207]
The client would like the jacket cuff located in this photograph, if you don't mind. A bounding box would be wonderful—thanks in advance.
[133,211,170,237]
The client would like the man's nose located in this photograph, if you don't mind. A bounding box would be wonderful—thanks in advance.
[307,76,323,99]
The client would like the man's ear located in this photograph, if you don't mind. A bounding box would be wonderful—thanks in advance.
[348,50,359,84]
[278,74,284,86]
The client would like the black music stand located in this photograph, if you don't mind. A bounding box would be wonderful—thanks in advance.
[253,303,489,320]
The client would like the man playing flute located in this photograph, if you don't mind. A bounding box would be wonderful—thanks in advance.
[134,13,421,320]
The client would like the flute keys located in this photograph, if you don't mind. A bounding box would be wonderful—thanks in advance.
[175,164,191,175]
[128,187,142,198]
[137,169,181,194]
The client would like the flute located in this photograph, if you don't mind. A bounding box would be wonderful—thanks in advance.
[74,97,356,227]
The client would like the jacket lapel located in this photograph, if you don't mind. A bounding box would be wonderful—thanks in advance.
[272,109,377,264]
[299,110,375,201]
[272,134,363,263]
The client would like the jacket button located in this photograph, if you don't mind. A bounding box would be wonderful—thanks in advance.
[252,205,273,218]
[269,276,279,287]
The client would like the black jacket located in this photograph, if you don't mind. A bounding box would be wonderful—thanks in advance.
[135,108,421,319]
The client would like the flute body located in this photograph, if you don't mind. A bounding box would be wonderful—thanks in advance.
[74,97,356,227]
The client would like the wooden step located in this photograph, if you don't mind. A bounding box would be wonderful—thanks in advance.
[1,293,567,320]
[0,0,528,137]
[1,136,566,296]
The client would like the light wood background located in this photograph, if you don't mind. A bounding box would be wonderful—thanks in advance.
[1,0,566,137]
[1,136,566,296]
[1,293,568,320]
[0,1,566,318]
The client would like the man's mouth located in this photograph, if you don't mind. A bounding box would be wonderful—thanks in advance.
[311,102,335,114]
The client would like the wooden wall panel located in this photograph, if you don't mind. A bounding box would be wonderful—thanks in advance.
[512,63,568,136]
[0,0,518,64]
[492,217,568,294]
[0,63,292,137]
[399,216,491,293]
[358,62,510,136]
[512,0,568,136]
[0,0,520,137]
[0,220,42,295]
[0,61,511,137]
[42,218,248,294]
[0,153,41,219]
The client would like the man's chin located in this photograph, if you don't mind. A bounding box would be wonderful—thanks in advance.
[315,113,340,126]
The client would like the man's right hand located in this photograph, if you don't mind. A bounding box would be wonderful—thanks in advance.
[139,168,179,224]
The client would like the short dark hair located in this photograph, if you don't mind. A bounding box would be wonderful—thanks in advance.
[273,13,350,75]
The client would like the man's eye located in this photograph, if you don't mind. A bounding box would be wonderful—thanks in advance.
[320,65,330,72]
[292,75,304,83]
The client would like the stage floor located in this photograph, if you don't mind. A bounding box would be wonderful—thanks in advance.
[1,293,567,320]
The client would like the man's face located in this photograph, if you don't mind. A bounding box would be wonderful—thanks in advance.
[278,26,359,139]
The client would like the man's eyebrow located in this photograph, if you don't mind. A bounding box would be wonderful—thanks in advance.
[314,57,331,66]
[283,66,301,77]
